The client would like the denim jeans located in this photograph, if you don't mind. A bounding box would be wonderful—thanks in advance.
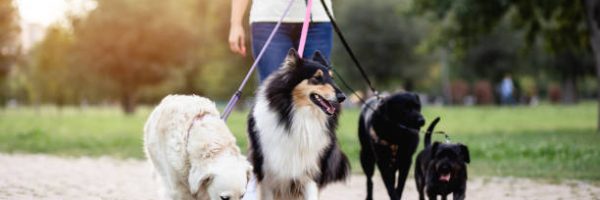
[251,22,333,82]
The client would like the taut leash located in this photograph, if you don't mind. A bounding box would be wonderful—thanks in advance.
[297,0,313,57]
[319,0,378,96]
[221,0,296,121]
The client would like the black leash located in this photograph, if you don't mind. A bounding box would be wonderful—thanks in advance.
[334,66,450,141]
[320,1,452,143]
[320,0,378,96]
[430,131,452,143]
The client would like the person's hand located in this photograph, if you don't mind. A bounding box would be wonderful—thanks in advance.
[229,25,247,57]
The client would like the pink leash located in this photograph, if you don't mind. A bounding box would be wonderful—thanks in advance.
[222,0,314,120]
[297,0,313,58]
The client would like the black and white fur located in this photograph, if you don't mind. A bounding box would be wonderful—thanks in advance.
[247,49,349,200]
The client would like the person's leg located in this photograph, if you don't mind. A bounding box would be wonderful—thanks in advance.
[299,22,333,62]
[501,94,509,105]
[251,23,296,82]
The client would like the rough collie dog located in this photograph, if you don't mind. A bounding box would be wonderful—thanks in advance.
[144,95,252,200]
[247,49,350,200]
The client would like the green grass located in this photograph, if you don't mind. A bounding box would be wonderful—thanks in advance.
[1,103,599,181]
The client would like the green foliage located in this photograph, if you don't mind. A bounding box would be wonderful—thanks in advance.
[414,0,590,54]
[17,24,116,106]
[332,0,435,90]
[456,23,524,81]
[4,0,253,110]
[4,0,597,109]
[414,0,597,104]
[0,0,20,104]
[1,104,598,181]
[0,0,19,75]
[27,26,75,105]
[177,0,255,100]
[73,0,200,113]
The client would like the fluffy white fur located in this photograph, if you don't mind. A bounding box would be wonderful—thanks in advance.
[144,95,252,200]
[252,89,332,200]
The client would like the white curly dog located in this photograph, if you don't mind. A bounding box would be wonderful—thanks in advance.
[144,95,252,200]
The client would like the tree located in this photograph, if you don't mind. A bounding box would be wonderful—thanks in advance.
[73,0,199,113]
[415,0,600,130]
[0,0,20,105]
[176,0,254,100]
[332,0,434,92]
[29,25,75,106]
[458,23,524,82]
[583,0,600,132]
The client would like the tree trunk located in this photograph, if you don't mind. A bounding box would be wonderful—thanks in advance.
[184,64,200,94]
[441,48,452,105]
[120,91,136,115]
[583,0,600,132]
[561,76,578,104]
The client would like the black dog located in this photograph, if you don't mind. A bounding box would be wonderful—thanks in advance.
[359,92,425,200]
[415,117,470,200]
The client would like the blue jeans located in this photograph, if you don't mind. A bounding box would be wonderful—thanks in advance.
[251,22,333,82]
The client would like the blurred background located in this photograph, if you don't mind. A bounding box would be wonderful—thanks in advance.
[1,0,598,111]
[1,0,599,186]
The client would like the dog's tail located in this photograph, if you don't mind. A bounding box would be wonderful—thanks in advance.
[424,117,441,148]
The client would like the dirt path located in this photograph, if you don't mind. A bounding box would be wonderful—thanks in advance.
[0,154,598,200]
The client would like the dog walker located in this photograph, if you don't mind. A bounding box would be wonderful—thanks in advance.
[221,0,380,121]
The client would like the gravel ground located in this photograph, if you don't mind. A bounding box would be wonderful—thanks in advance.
[0,154,598,200]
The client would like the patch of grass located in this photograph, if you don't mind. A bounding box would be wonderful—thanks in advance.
[461,129,600,180]
[0,103,599,181]
[0,107,146,158]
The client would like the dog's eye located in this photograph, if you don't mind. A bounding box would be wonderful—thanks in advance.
[309,76,323,84]
[315,76,323,82]
[240,194,245,199]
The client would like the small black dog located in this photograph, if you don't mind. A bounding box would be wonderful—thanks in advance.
[358,92,425,200]
[415,117,470,200]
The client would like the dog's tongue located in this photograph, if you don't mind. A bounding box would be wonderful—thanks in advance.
[316,96,335,115]
[439,174,451,182]
[326,106,335,114]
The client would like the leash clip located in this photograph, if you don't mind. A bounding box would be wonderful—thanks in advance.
[374,91,383,101]
[444,133,452,143]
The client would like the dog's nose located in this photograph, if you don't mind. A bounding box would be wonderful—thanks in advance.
[220,196,230,200]
[417,118,425,126]
[336,93,346,103]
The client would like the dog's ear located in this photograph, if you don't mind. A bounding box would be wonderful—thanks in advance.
[414,93,420,102]
[414,93,422,107]
[430,141,441,158]
[240,155,253,183]
[375,97,390,115]
[459,144,470,164]
[311,51,329,66]
[284,48,301,68]
[188,166,214,195]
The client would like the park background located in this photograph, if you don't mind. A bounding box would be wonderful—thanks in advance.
[1,0,600,198]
